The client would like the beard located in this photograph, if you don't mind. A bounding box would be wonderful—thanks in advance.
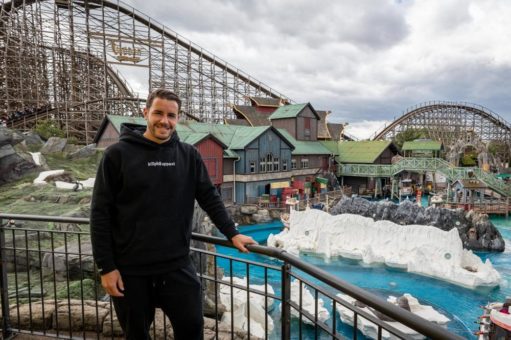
[151,123,173,140]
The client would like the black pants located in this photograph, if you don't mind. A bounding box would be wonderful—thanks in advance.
[112,263,203,340]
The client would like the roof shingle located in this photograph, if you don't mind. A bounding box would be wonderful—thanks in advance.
[337,140,394,163]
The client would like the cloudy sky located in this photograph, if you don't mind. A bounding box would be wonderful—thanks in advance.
[123,0,511,139]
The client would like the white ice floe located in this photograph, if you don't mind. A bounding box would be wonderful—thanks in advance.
[29,152,42,166]
[55,178,95,190]
[33,169,65,185]
[267,209,501,288]
[281,279,330,325]
[336,293,449,340]
[79,177,95,188]
[219,276,274,339]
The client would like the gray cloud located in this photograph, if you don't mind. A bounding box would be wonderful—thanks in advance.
[121,0,511,138]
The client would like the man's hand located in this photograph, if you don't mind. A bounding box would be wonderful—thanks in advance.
[231,234,257,253]
[101,269,125,297]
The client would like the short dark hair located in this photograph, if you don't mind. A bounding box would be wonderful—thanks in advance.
[146,89,181,111]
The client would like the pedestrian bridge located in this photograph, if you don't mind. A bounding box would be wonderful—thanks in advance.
[338,157,511,197]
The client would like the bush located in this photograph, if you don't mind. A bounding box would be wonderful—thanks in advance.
[461,153,477,166]
[35,120,65,140]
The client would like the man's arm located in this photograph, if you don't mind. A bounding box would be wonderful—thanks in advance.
[194,149,257,251]
[91,150,124,295]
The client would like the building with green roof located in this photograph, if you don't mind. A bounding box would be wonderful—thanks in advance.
[269,103,320,141]
[318,140,399,196]
[337,141,398,164]
[402,139,443,158]
[94,115,335,204]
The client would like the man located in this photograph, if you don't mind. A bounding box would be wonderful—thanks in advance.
[91,89,256,340]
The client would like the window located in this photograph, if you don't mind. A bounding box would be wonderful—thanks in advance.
[273,157,279,171]
[304,117,311,139]
[260,153,280,172]
[250,161,256,173]
[291,159,297,169]
[301,158,309,168]
[304,117,311,129]
[260,158,266,172]
[282,160,288,171]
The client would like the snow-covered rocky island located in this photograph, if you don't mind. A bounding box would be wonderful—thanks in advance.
[336,293,450,339]
[267,209,501,288]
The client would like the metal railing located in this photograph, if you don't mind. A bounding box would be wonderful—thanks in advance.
[0,213,462,339]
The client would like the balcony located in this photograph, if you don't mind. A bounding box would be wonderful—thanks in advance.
[0,213,460,339]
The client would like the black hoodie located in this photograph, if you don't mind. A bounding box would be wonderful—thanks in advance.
[91,123,239,275]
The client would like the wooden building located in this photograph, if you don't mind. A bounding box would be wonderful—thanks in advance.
[95,115,337,204]
[93,115,227,187]
[336,140,399,195]
[402,140,443,158]
[269,103,320,141]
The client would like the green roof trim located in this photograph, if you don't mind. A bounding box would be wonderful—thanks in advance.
[223,149,239,159]
[402,140,443,151]
[269,103,308,120]
[107,114,146,132]
[338,140,393,163]
[278,129,331,155]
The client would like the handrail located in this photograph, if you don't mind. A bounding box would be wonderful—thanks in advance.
[0,212,463,340]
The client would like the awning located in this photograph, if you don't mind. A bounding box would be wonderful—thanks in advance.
[271,181,290,189]
[315,177,328,184]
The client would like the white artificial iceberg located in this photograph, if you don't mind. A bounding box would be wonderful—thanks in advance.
[219,276,274,338]
[336,293,450,340]
[55,178,95,190]
[29,152,43,166]
[267,209,501,288]
[33,169,65,185]
[282,279,330,325]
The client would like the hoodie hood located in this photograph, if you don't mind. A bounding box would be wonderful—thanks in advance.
[119,123,179,148]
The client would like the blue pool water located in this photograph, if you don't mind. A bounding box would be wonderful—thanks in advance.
[216,217,511,339]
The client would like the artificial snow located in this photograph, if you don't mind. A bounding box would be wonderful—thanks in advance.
[29,152,42,166]
[336,293,449,339]
[55,178,95,190]
[282,279,330,325]
[267,209,501,288]
[33,169,65,185]
[219,276,274,338]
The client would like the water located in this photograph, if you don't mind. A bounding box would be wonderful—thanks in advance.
[216,217,511,339]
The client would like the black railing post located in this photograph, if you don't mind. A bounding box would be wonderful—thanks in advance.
[0,218,13,339]
[281,263,291,340]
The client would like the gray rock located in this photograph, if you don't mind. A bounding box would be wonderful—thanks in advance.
[0,144,37,185]
[42,241,96,281]
[40,137,67,154]
[331,197,505,252]
[252,209,272,223]
[0,143,15,158]
[63,143,81,154]
[23,131,44,146]
[240,205,258,214]
[69,143,97,159]
[0,126,23,147]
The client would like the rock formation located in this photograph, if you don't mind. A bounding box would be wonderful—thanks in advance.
[0,126,38,185]
[330,197,505,252]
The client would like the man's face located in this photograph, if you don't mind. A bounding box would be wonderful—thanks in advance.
[143,97,179,144]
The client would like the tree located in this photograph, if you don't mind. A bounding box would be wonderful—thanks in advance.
[35,119,65,140]
[392,128,429,149]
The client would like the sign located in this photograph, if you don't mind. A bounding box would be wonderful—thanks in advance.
[109,40,142,63]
